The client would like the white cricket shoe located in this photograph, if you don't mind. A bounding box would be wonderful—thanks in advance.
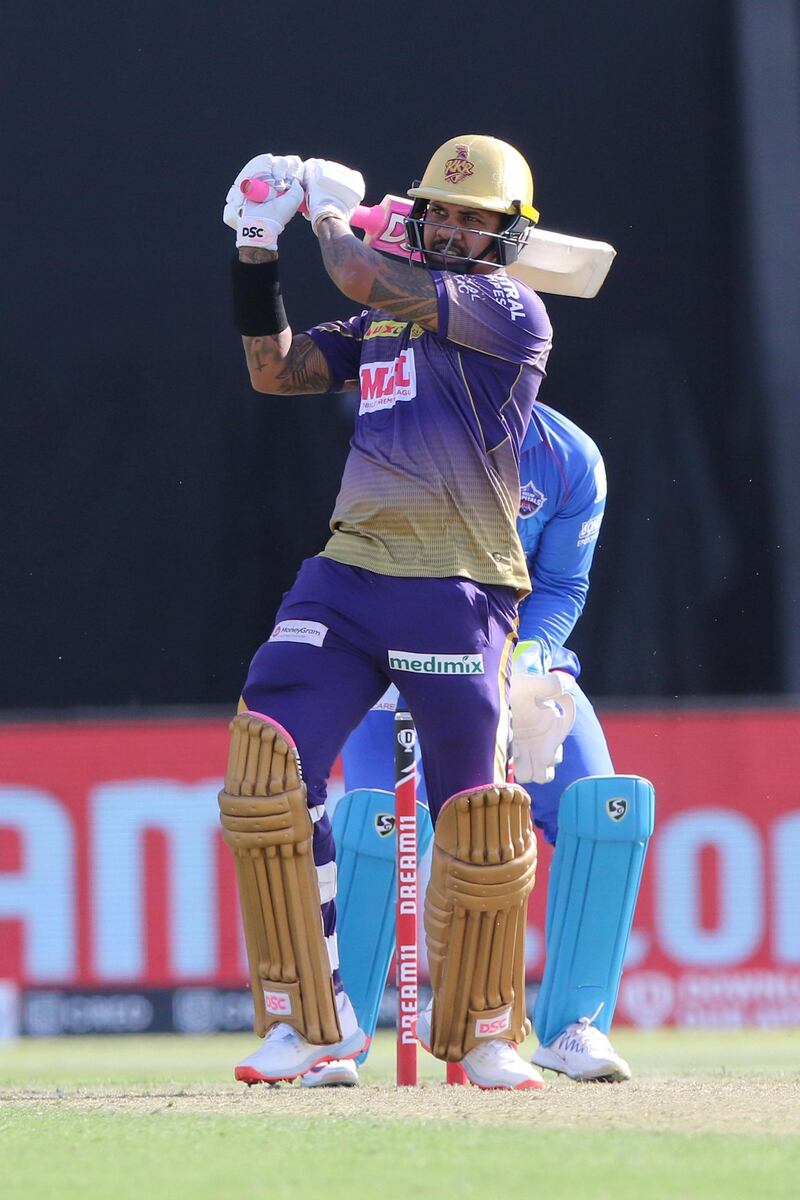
[415,1000,434,1052]
[300,1058,359,1088]
[235,993,367,1085]
[461,1040,545,1091]
[532,1015,631,1082]
[417,1002,544,1092]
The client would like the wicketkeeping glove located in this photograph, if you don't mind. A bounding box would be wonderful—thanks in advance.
[222,154,305,249]
[302,158,365,233]
[510,640,577,785]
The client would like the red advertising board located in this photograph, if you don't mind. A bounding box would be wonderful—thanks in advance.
[1,709,798,1029]
[605,709,800,1027]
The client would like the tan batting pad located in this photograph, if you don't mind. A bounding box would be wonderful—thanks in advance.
[218,713,341,1045]
[425,785,537,1061]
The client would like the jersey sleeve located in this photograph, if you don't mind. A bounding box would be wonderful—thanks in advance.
[517,454,607,667]
[432,271,552,369]
[305,311,370,392]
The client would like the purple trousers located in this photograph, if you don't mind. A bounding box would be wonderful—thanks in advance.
[240,555,518,989]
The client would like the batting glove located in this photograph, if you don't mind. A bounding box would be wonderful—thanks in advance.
[223,153,305,249]
[302,158,365,234]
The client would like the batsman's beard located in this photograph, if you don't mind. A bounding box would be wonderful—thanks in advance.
[420,223,498,274]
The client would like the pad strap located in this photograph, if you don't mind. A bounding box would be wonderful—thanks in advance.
[218,713,341,1044]
[425,784,537,1061]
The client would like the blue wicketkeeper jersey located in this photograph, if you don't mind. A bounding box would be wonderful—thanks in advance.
[517,403,607,677]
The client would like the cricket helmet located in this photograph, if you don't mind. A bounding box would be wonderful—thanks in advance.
[405,134,539,268]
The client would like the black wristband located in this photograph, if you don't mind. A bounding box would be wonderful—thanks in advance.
[231,255,288,336]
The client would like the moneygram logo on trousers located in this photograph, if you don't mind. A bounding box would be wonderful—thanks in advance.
[269,620,328,647]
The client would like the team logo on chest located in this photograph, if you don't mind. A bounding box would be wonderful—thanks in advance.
[519,479,546,518]
[359,348,417,414]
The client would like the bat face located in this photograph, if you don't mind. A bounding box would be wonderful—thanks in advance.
[365,199,615,297]
[357,191,617,297]
[509,229,616,298]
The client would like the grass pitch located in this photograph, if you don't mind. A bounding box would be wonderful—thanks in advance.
[1,1029,799,1200]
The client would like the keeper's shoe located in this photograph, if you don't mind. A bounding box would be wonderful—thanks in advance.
[417,1002,544,1092]
[532,1016,631,1083]
[235,993,368,1085]
[300,1058,359,1088]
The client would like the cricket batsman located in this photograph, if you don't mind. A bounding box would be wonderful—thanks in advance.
[219,136,553,1090]
[307,402,653,1087]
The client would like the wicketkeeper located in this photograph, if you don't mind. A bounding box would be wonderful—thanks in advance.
[219,136,552,1089]
[307,402,653,1087]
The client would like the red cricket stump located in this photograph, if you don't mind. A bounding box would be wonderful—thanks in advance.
[394,707,418,1086]
[447,1062,468,1085]
[394,708,467,1088]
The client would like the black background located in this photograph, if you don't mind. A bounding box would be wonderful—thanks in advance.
[2,2,776,710]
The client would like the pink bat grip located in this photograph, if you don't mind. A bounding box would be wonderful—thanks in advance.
[241,177,309,217]
[240,178,274,202]
[240,177,379,236]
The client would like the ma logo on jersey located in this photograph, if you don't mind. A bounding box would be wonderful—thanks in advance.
[519,479,546,518]
[359,349,417,414]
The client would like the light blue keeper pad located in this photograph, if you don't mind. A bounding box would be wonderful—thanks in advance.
[533,775,655,1047]
[333,788,434,1064]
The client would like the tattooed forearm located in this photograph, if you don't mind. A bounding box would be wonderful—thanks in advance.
[274,336,333,393]
[316,216,438,330]
[366,258,438,326]
[242,334,284,378]
[242,333,332,395]
[239,247,277,263]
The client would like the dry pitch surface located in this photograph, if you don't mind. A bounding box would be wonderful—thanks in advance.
[3,1028,800,1134]
[6,1075,800,1136]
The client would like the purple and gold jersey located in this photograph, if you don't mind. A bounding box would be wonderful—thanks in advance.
[307,270,552,591]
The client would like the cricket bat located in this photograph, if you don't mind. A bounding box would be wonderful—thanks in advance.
[241,179,615,298]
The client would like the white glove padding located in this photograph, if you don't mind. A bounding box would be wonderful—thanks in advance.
[233,179,305,249]
[510,671,577,786]
[302,158,365,233]
[222,154,305,249]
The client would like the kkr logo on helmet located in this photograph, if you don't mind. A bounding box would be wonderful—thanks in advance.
[519,479,546,519]
[606,797,628,822]
[375,813,396,838]
[443,144,474,185]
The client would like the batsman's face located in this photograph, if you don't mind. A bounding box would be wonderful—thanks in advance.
[422,201,505,273]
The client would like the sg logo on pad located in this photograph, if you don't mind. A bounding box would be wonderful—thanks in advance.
[606,797,628,822]
[375,813,396,838]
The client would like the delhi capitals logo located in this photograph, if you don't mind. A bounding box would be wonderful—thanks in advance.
[606,797,628,822]
[444,144,475,185]
[519,479,546,518]
[375,813,396,837]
